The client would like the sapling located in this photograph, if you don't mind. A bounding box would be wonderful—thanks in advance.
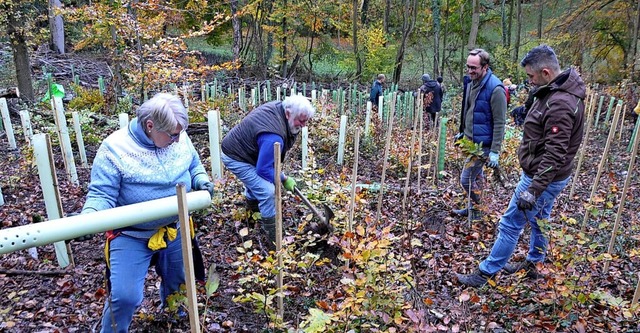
[569,92,596,198]
[402,101,421,212]
[582,101,622,230]
[376,93,396,222]
[603,102,639,274]
[348,128,361,232]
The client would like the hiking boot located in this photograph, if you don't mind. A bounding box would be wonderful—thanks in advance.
[260,217,276,250]
[456,269,494,288]
[503,260,541,279]
[450,208,483,220]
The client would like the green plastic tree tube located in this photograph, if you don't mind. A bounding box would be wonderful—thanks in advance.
[437,117,448,178]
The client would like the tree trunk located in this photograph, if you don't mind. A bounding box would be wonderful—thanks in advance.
[513,0,523,64]
[361,0,369,24]
[432,0,441,76]
[537,0,544,40]
[393,0,418,83]
[49,0,65,55]
[384,0,391,35]
[5,6,34,102]
[281,0,288,78]
[231,0,240,62]
[631,0,640,79]
[467,0,480,50]
[352,0,362,79]
[441,0,449,76]
[507,0,514,50]
[501,0,507,46]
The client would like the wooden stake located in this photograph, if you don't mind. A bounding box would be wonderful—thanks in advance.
[582,101,622,230]
[633,273,640,306]
[176,183,201,333]
[617,104,627,142]
[603,103,640,274]
[348,128,361,232]
[273,142,284,322]
[402,103,421,211]
[376,93,397,222]
[569,92,596,198]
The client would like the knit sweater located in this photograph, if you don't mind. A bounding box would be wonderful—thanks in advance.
[82,118,209,238]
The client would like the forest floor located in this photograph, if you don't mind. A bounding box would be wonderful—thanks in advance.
[1,57,640,332]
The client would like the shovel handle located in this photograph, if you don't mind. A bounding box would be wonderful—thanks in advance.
[293,187,327,224]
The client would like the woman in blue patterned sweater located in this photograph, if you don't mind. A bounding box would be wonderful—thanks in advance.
[82,93,213,333]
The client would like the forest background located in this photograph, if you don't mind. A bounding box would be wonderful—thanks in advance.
[1,0,640,103]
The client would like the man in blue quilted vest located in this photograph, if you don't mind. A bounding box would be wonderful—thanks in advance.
[452,48,507,220]
[456,44,586,287]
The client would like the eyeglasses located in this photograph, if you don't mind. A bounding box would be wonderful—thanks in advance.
[158,129,184,141]
[466,64,482,71]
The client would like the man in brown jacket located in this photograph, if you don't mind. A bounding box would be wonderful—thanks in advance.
[457,44,586,287]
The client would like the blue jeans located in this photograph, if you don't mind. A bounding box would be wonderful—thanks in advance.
[101,233,185,333]
[221,153,276,218]
[459,148,489,204]
[479,173,570,275]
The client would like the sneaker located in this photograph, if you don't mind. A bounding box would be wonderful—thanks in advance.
[456,269,494,287]
[503,260,541,279]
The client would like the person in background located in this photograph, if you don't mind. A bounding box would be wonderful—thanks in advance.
[81,93,214,332]
[418,73,444,127]
[456,44,586,287]
[370,74,386,110]
[221,94,315,248]
[452,48,507,220]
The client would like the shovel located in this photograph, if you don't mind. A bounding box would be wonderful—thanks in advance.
[293,187,335,234]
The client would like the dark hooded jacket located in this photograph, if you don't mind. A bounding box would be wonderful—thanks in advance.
[419,80,443,113]
[518,68,586,196]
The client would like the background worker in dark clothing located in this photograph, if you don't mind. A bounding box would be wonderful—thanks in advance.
[456,44,586,287]
[369,74,386,110]
[418,73,444,126]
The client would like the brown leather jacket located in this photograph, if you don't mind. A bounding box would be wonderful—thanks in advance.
[518,68,586,196]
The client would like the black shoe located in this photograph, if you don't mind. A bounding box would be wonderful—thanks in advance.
[260,217,276,250]
[503,260,541,279]
[456,269,494,287]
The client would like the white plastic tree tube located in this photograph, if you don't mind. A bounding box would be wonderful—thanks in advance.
[51,97,78,185]
[72,112,88,168]
[337,115,348,165]
[0,190,211,255]
[364,101,372,137]
[207,110,223,179]
[0,98,17,149]
[119,113,129,129]
[19,110,33,145]
[301,126,309,170]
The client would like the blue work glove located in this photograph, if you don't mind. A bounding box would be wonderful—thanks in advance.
[486,151,500,169]
[516,190,536,211]
[196,181,214,197]
[283,177,297,192]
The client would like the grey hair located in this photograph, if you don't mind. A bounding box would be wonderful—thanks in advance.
[377,74,386,80]
[468,48,491,67]
[520,44,561,73]
[136,93,189,132]
[282,94,315,119]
